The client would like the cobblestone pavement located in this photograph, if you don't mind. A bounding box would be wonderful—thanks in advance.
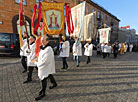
[1,51,138,102]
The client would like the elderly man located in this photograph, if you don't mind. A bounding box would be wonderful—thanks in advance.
[32,35,57,101]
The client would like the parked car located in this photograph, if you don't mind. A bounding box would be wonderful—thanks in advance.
[0,33,20,56]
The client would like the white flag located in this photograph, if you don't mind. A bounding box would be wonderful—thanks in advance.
[98,27,111,43]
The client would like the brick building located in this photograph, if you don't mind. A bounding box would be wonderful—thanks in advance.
[0,0,120,42]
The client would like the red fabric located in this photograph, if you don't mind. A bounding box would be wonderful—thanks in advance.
[65,4,74,34]
[40,22,45,30]
[19,0,23,26]
[32,4,37,29]
[121,25,130,29]
[34,2,42,33]
[35,37,41,57]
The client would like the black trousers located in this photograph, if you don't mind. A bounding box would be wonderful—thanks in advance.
[27,66,35,80]
[62,57,68,69]
[21,56,27,71]
[41,74,57,94]
[114,53,118,58]
[103,53,107,58]
[87,56,90,63]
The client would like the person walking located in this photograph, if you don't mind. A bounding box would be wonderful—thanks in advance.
[32,35,57,101]
[84,39,93,64]
[113,43,119,59]
[23,36,36,83]
[72,37,82,67]
[129,43,133,52]
[20,32,28,73]
[59,36,70,70]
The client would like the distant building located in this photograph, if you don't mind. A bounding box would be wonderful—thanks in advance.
[118,28,138,44]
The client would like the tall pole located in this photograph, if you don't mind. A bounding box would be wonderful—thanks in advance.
[23,2,30,50]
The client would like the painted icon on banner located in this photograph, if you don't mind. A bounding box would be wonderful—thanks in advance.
[46,10,61,30]
[102,31,106,38]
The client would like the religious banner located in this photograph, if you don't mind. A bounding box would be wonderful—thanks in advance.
[83,12,97,41]
[98,27,111,43]
[71,1,86,39]
[41,2,64,35]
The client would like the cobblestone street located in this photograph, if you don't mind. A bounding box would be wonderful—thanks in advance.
[1,51,138,102]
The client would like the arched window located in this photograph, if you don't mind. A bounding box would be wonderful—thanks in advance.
[17,20,31,36]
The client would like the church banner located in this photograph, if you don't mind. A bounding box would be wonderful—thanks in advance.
[41,2,64,35]
[98,27,111,43]
[83,12,97,41]
[71,1,86,39]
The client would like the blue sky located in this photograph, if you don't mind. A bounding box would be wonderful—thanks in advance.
[91,0,138,33]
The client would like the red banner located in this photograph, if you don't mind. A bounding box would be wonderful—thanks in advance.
[19,0,23,26]
[65,3,74,34]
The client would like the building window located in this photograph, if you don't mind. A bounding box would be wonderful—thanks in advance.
[78,0,82,4]
[17,20,31,36]
[15,0,27,6]
[108,16,110,26]
[92,8,95,13]
[97,11,100,18]
[105,15,107,21]
[86,6,89,14]
[101,13,103,20]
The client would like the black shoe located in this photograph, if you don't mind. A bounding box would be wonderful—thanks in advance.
[35,94,45,101]
[49,84,57,89]
[23,79,32,83]
[22,70,27,73]
[76,65,79,67]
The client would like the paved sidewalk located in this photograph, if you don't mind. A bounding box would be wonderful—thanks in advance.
[1,51,138,102]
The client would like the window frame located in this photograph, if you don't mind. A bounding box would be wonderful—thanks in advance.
[15,0,27,6]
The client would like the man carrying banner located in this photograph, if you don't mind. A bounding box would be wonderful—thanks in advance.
[20,32,28,73]
[32,35,57,101]
[23,35,36,83]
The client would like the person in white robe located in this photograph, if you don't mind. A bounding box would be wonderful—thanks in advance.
[107,43,112,57]
[103,43,108,58]
[72,37,82,67]
[125,43,128,52]
[32,35,57,101]
[129,44,133,52]
[59,36,70,70]
[23,36,36,83]
[20,32,28,73]
[84,39,93,64]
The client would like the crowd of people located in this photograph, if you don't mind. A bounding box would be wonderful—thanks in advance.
[20,32,135,101]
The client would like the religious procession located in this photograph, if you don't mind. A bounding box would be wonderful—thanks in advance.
[17,0,135,101]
